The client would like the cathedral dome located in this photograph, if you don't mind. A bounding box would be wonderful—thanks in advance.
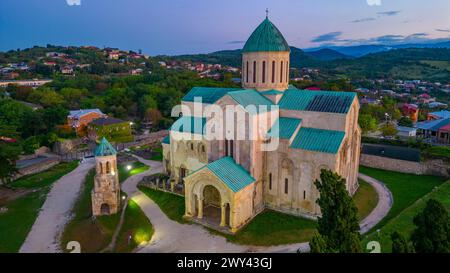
[242,18,290,53]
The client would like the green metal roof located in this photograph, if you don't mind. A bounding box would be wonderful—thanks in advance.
[94,137,117,157]
[290,127,345,154]
[267,117,302,139]
[278,89,356,114]
[260,89,284,95]
[191,157,256,192]
[162,135,170,144]
[243,18,290,53]
[228,89,275,114]
[182,87,241,104]
[170,116,207,135]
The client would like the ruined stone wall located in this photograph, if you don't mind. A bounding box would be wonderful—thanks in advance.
[360,154,450,177]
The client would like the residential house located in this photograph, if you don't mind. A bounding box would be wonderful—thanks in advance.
[87,117,133,143]
[402,103,419,123]
[67,109,106,135]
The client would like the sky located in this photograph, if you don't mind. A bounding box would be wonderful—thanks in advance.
[1,0,450,55]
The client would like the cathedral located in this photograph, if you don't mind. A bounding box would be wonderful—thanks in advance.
[162,16,361,233]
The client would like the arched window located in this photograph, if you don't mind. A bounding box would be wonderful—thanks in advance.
[106,161,111,174]
[253,61,256,83]
[262,61,266,83]
[272,61,275,83]
[201,145,205,153]
[246,61,249,83]
[280,61,284,83]
[99,163,103,174]
[190,143,194,150]
[284,178,288,194]
[269,173,272,190]
[303,190,306,200]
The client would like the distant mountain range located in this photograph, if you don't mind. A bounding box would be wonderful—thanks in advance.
[162,47,352,68]
[304,40,450,57]
[162,45,450,82]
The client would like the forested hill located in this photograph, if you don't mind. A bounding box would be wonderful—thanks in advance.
[163,47,450,81]
[160,47,350,68]
[325,48,450,81]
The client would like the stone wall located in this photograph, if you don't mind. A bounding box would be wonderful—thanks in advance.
[360,154,450,177]
[14,156,61,180]
[53,139,82,154]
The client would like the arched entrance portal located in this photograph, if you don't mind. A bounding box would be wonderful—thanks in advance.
[202,185,221,226]
[100,203,110,215]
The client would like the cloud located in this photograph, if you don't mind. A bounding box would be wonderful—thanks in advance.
[436,29,450,33]
[313,33,435,47]
[227,41,245,44]
[366,0,382,6]
[66,0,81,5]
[377,10,401,16]
[311,32,343,43]
[351,17,376,23]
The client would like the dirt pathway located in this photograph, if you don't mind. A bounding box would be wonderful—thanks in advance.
[19,159,95,253]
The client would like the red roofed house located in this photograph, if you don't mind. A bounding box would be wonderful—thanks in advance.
[402,103,419,123]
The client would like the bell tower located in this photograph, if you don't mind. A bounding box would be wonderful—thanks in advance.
[242,13,291,92]
[91,137,121,216]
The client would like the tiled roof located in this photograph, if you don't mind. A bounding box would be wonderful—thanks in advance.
[267,117,302,139]
[94,137,117,157]
[90,117,126,126]
[182,87,241,104]
[170,116,207,135]
[69,109,103,119]
[260,89,284,95]
[290,127,345,154]
[162,135,170,144]
[278,89,356,114]
[243,18,290,53]
[416,118,450,131]
[228,89,274,114]
[188,157,255,193]
[429,110,450,119]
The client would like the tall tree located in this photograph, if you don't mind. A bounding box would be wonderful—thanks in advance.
[391,231,413,253]
[411,199,449,253]
[310,169,362,253]
[0,123,22,184]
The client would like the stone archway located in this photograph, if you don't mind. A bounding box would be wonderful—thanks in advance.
[202,185,222,226]
[100,203,110,215]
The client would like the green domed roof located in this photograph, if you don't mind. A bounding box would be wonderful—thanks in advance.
[94,137,117,157]
[243,18,290,53]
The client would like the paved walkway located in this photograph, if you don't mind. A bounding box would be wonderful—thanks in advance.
[20,159,95,253]
[358,173,393,234]
[125,156,393,253]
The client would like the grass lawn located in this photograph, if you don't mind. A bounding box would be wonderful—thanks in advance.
[118,162,149,183]
[114,199,154,253]
[363,181,450,253]
[150,147,163,161]
[359,166,445,230]
[138,186,187,223]
[137,182,381,247]
[61,169,121,253]
[0,161,79,253]
[353,179,379,220]
[217,210,317,246]
[62,165,152,253]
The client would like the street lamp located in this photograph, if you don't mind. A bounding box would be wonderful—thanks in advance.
[126,165,132,171]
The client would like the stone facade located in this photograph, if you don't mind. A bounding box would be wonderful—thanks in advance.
[360,154,450,177]
[162,17,361,233]
[91,154,121,216]
[242,51,290,91]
